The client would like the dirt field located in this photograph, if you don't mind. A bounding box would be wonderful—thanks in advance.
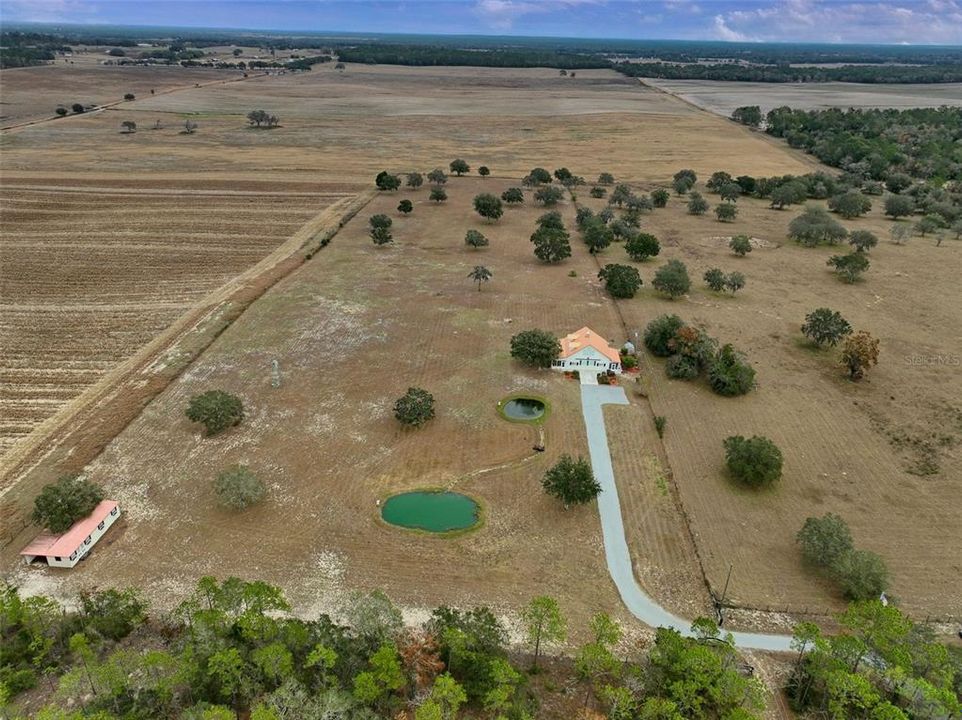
[2,63,958,643]
[644,78,962,117]
[0,177,362,455]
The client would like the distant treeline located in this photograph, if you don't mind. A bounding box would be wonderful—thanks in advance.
[764,106,962,181]
[5,25,962,82]
[336,43,610,69]
[615,61,962,84]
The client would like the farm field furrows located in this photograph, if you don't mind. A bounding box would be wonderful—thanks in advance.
[0,177,361,456]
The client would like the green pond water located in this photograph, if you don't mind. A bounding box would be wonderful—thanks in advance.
[381,491,480,533]
[500,397,545,421]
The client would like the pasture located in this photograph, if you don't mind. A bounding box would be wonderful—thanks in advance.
[1,63,959,640]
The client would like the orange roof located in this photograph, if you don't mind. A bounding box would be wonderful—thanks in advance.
[20,500,118,559]
[559,327,620,363]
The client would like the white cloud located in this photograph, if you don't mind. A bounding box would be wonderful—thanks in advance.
[712,13,749,41]
[473,0,607,30]
[0,0,98,23]
[708,0,962,44]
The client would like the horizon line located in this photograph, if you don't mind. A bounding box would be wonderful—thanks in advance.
[4,20,960,48]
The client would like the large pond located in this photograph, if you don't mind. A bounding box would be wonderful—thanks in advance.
[381,491,480,533]
[499,397,546,422]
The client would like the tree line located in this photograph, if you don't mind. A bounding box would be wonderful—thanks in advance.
[614,61,962,84]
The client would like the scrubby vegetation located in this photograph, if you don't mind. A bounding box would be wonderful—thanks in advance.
[394,387,435,427]
[185,390,244,436]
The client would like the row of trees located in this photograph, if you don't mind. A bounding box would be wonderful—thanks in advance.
[11,575,859,720]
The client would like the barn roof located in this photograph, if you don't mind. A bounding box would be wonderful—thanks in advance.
[559,327,620,363]
[20,500,119,558]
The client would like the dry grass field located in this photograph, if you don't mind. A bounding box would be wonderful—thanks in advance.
[576,189,962,618]
[1,63,959,643]
[644,78,962,117]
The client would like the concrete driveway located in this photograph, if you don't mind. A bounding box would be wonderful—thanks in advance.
[579,383,792,651]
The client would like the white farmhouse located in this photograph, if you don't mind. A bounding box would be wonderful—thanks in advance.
[551,326,622,375]
[20,500,121,569]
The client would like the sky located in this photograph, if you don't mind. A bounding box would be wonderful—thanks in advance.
[2,0,962,45]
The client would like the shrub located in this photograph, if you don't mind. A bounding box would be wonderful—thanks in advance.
[510,329,561,368]
[478,165,490,177]
[464,229,488,249]
[369,214,394,245]
[473,193,503,221]
[650,188,670,207]
[186,390,244,436]
[707,345,755,396]
[534,186,564,206]
[215,465,266,510]
[71,103,85,113]
[665,354,699,380]
[883,194,914,219]
[827,252,869,283]
[828,190,872,219]
[687,192,709,215]
[79,587,147,640]
[597,172,615,185]
[397,199,413,215]
[406,172,424,189]
[643,315,684,357]
[582,219,613,254]
[832,549,889,600]
[590,186,606,198]
[375,171,401,191]
[714,203,737,222]
[654,416,666,438]
[729,235,753,257]
[625,232,660,261]
[840,330,879,380]
[542,455,600,509]
[620,353,637,369]
[796,513,853,567]
[501,187,524,204]
[704,268,726,292]
[848,229,878,252]
[427,168,448,186]
[394,387,435,427]
[667,325,716,369]
[725,272,745,295]
[597,264,642,299]
[55,106,68,116]
[32,475,104,533]
[802,308,851,347]
[789,206,848,247]
[723,435,782,487]
[652,259,691,299]
[526,167,552,185]
[430,187,448,203]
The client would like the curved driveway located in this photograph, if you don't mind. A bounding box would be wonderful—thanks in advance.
[579,384,793,651]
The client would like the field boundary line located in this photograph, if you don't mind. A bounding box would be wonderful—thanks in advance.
[0,70,269,133]
[0,188,377,547]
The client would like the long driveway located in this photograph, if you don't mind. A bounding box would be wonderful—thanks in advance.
[579,383,793,652]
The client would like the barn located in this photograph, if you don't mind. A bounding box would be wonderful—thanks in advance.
[20,500,121,568]
[551,326,622,374]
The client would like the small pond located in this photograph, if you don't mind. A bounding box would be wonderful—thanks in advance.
[499,397,546,422]
[381,491,480,533]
